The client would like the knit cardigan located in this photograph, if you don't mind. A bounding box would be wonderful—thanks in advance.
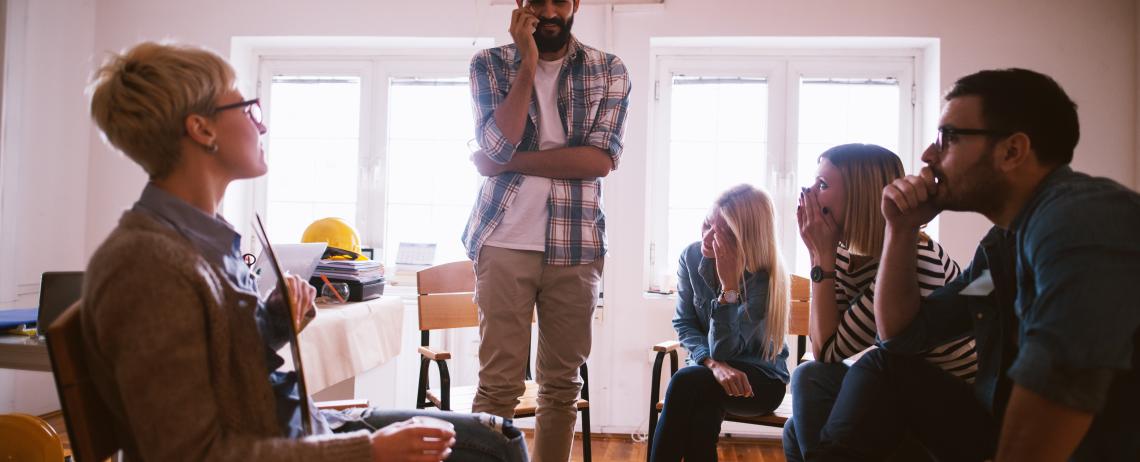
[81,210,373,461]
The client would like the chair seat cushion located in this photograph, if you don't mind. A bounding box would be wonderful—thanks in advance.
[428,380,589,416]
[655,392,791,427]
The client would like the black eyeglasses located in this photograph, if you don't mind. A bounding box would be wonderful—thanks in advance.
[936,126,1011,153]
[214,98,263,126]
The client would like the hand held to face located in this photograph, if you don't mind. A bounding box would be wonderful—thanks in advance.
[510,3,539,67]
[882,167,942,232]
[711,228,741,292]
[797,188,840,267]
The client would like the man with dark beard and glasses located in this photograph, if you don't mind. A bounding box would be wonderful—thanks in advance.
[811,68,1140,461]
[461,0,630,461]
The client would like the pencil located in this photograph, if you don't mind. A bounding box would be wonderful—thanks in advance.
[320,274,347,303]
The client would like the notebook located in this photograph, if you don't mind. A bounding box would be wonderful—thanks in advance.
[251,242,327,299]
[36,271,84,336]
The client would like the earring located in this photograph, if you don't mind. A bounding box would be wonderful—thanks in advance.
[206,143,218,153]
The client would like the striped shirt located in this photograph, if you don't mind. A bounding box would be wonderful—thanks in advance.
[820,238,979,383]
[461,37,632,266]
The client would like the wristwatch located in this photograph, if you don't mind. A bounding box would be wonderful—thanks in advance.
[720,288,740,304]
[810,265,836,283]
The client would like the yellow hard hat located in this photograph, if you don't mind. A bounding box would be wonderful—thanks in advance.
[301,217,367,260]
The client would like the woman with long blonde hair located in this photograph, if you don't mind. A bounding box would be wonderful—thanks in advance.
[650,184,790,462]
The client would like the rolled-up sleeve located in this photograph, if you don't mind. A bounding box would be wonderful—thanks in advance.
[1007,194,1140,412]
[470,51,518,164]
[583,54,631,169]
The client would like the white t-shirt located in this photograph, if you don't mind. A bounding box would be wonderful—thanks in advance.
[484,57,566,251]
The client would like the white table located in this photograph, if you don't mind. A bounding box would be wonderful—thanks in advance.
[279,296,405,397]
[0,296,405,395]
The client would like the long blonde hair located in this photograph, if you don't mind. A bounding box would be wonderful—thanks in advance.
[714,184,789,361]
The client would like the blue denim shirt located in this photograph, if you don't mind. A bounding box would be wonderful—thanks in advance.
[673,242,790,383]
[883,167,1140,460]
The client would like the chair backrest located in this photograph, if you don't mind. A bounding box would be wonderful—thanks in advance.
[416,261,479,331]
[0,413,65,462]
[46,301,120,462]
[788,275,811,337]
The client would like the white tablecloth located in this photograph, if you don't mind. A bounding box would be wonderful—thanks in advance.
[280,296,404,393]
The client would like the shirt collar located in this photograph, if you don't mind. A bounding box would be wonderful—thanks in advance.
[132,182,241,267]
[1009,165,1075,232]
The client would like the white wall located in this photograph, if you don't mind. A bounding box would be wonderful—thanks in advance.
[1,0,1136,436]
[0,0,94,414]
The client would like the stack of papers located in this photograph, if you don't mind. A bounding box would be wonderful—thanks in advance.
[313,259,385,283]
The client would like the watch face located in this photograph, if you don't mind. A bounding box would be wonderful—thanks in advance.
[811,266,822,282]
[723,290,739,303]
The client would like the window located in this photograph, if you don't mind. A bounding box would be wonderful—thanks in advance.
[245,53,480,271]
[649,52,917,291]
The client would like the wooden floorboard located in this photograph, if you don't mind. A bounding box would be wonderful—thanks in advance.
[528,430,787,462]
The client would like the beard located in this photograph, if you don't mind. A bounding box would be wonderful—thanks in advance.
[932,148,1008,215]
[533,15,573,53]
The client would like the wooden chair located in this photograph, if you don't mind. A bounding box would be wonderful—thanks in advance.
[0,413,67,462]
[414,261,593,462]
[646,275,811,460]
[46,302,368,462]
[46,301,120,462]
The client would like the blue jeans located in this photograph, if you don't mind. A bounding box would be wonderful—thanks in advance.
[814,348,997,461]
[649,362,787,462]
[783,361,849,462]
[328,408,529,462]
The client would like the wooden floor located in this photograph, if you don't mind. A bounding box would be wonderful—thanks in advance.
[532,430,786,462]
[43,413,786,462]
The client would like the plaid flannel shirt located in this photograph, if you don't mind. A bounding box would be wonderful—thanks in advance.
[461,37,631,266]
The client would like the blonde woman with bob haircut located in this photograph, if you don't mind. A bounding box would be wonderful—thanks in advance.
[650,184,791,462]
[782,143,974,462]
[83,41,526,462]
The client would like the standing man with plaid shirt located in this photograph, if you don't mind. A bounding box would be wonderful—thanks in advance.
[462,0,630,460]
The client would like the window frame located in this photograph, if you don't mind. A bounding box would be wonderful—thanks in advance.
[225,40,487,267]
[647,46,921,292]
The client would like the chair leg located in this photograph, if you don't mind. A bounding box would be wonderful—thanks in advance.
[581,407,592,462]
[646,408,658,462]
[416,357,430,409]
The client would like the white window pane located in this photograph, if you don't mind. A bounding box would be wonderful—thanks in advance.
[265,76,362,243]
[385,78,480,268]
[796,77,901,274]
[267,139,359,203]
[664,77,768,282]
[270,77,362,139]
[666,207,707,278]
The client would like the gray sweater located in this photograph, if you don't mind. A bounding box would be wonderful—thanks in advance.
[81,210,373,461]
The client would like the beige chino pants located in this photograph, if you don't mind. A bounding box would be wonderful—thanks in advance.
[472,245,603,462]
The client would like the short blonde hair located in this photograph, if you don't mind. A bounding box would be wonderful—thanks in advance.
[89,42,236,179]
[818,144,905,258]
[714,184,789,362]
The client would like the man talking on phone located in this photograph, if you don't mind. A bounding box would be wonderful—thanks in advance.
[461,0,630,460]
